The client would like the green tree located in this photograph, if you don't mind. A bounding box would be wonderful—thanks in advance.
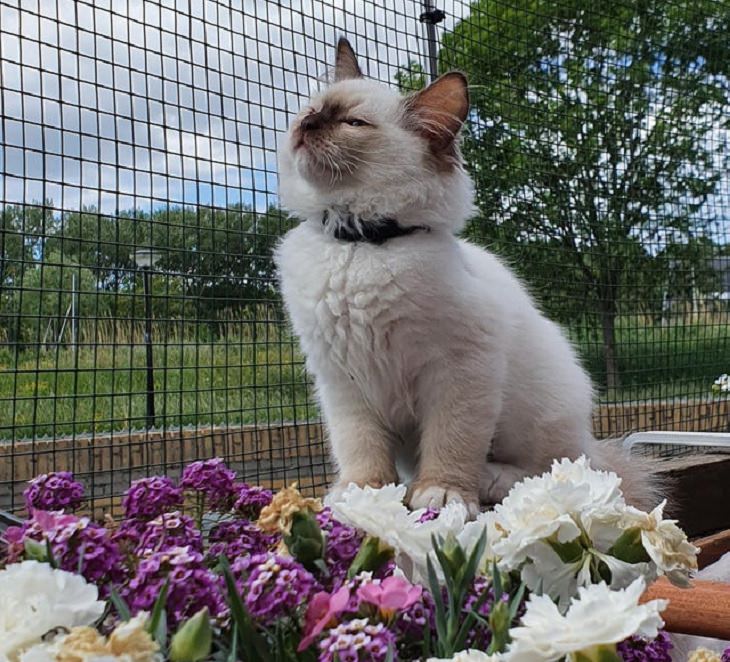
[394,60,428,92]
[0,203,56,343]
[442,0,730,390]
[45,203,294,324]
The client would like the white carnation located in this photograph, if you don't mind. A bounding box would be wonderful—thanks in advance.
[621,500,699,587]
[0,561,105,660]
[507,578,667,662]
[492,456,626,570]
[326,483,498,584]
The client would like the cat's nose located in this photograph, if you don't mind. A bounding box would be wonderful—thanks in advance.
[300,112,324,132]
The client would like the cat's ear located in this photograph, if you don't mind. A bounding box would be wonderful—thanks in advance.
[334,37,363,82]
[406,72,469,152]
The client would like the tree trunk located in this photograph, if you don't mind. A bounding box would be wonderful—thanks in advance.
[600,305,620,393]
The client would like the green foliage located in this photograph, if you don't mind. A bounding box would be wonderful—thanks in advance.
[219,555,273,662]
[170,608,214,662]
[283,509,326,573]
[347,536,395,579]
[442,0,730,389]
[426,531,491,657]
[0,202,294,346]
[394,60,428,92]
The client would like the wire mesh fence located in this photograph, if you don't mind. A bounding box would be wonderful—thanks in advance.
[1,0,728,514]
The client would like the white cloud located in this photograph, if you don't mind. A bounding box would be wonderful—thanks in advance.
[1,0,465,213]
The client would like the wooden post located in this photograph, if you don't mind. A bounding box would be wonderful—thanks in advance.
[642,577,730,638]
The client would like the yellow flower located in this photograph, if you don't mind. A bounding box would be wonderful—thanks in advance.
[688,649,722,662]
[107,615,160,661]
[56,615,159,662]
[257,483,322,535]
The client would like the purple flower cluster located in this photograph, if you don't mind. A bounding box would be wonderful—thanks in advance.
[317,508,364,588]
[233,483,273,518]
[124,545,226,629]
[6,510,123,592]
[242,553,318,625]
[23,471,85,512]
[395,589,435,642]
[180,458,236,507]
[207,519,277,562]
[121,476,183,520]
[318,618,396,662]
[617,631,672,661]
[463,575,500,649]
[723,648,730,662]
[136,511,203,553]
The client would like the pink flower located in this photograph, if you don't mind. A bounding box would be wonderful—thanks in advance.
[298,585,351,652]
[357,575,422,616]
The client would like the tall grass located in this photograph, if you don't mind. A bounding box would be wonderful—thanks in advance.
[0,319,317,439]
[1,317,728,440]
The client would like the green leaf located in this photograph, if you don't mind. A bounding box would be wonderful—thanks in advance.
[347,536,395,579]
[453,580,492,651]
[549,538,586,564]
[607,527,652,564]
[461,529,488,591]
[227,623,238,662]
[426,554,448,651]
[110,588,132,622]
[45,538,58,569]
[508,583,526,622]
[492,560,503,600]
[147,577,169,647]
[219,555,272,662]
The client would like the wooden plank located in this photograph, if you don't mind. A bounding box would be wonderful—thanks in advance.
[657,455,730,538]
[642,578,730,638]
[695,529,730,570]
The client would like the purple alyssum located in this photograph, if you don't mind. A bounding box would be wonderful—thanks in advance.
[23,471,85,512]
[121,475,184,520]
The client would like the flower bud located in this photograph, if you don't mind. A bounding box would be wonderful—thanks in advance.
[283,509,325,569]
[23,538,50,563]
[169,608,213,662]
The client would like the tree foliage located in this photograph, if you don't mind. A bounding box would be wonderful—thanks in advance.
[442,0,730,389]
[1,203,294,346]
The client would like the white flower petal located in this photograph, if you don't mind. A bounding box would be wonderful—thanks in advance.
[0,561,105,660]
[507,578,667,662]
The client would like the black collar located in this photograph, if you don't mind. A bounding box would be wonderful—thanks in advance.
[322,208,430,245]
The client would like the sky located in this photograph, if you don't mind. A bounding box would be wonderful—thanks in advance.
[0,0,465,215]
[0,0,727,237]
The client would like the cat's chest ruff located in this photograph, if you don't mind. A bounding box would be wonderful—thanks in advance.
[315,242,403,328]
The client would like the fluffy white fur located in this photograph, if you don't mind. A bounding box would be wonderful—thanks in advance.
[274,40,656,513]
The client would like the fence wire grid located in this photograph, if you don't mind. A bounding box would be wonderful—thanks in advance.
[0,0,728,514]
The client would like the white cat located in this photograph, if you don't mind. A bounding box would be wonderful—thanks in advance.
[274,38,657,514]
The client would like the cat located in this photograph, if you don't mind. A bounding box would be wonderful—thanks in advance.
[274,38,658,514]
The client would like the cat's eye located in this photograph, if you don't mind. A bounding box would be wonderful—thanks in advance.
[343,118,369,127]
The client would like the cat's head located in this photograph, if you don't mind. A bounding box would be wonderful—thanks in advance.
[278,38,475,234]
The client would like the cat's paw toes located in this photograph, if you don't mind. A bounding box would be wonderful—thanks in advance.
[409,483,479,518]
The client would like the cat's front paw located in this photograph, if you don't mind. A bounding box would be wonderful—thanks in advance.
[408,481,480,518]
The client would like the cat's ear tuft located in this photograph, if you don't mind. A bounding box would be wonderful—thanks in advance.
[405,72,469,152]
[334,37,363,82]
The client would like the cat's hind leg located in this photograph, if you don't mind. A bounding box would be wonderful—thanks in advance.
[478,462,532,505]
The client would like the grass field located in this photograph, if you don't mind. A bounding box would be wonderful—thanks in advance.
[1,320,728,440]
[0,327,316,439]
